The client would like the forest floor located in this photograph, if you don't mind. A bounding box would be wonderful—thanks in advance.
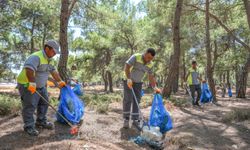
[0,84,249,150]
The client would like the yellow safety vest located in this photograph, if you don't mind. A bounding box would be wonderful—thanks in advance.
[187,67,199,85]
[134,53,153,68]
[17,51,48,85]
[124,53,153,79]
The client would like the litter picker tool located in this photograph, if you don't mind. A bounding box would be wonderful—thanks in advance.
[35,91,79,135]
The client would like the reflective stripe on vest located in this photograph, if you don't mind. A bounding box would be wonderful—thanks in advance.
[17,51,48,85]
[134,53,153,68]
[187,67,198,85]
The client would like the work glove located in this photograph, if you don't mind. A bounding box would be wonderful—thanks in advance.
[153,87,161,94]
[58,81,66,88]
[127,79,133,89]
[28,82,36,94]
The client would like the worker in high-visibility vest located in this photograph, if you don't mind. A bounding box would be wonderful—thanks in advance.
[123,48,160,129]
[16,40,66,136]
[185,60,206,106]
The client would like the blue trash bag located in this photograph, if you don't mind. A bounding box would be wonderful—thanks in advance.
[149,94,173,134]
[228,88,232,97]
[57,85,84,125]
[200,83,213,103]
[141,89,144,97]
[73,84,83,96]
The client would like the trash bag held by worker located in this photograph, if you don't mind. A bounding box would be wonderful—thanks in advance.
[57,85,84,125]
[149,94,173,134]
[141,89,144,97]
[200,83,213,103]
[228,88,232,97]
[73,83,83,96]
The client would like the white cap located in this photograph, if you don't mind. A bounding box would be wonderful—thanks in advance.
[45,40,60,54]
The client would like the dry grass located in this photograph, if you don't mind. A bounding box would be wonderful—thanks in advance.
[222,108,250,123]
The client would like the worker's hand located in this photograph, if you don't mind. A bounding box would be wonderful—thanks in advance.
[28,82,36,94]
[58,81,66,88]
[127,79,133,89]
[154,87,161,94]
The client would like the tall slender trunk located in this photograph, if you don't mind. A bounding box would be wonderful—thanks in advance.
[107,71,113,92]
[182,49,186,88]
[42,24,47,47]
[101,70,108,91]
[58,0,70,81]
[58,0,77,82]
[226,70,230,87]
[236,58,250,98]
[243,0,250,29]
[162,0,183,98]
[30,14,36,53]
[235,0,250,97]
[205,0,216,101]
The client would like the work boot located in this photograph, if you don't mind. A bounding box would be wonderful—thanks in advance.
[195,101,200,106]
[123,119,129,129]
[36,121,54,130]
[24,127,39,136]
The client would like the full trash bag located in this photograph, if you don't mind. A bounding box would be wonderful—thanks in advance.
[57,85,84,124]
[228,88,232,97]
[72,83,83,96]
[149,94,173,134]
[200,83,213,103]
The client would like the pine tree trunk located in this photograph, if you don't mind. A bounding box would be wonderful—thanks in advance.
[30,14,36,53]
[162,0,183,98]
[58,0,70,82]
[107,71,113,93]
[205,0,216,101]
[243,0,250,29]
[102,70,108,91]
[226,70,230,87]
[236,57,250,98]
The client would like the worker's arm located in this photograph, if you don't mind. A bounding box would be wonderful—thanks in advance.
[148,74,157,87]
[124,63,132,79]
[148,74,160,93]
[124,55,137,89]
[198,73,206,83]
[50,70,66,88]
[26,68,35,82]
[50,71,62,82]
[23,55,40,94]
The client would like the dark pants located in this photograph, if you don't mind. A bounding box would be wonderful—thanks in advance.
[18,84,49,129]
[189,84,201,105]
[123,80,142,120]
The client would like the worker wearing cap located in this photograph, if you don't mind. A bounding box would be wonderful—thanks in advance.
[17,40,66,136]
[123,48,160,129]
[185,60,205,106]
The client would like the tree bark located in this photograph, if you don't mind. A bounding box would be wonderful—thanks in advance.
[58,0,77,82]
[236,57,250,98]
[235,0,250,97]
[243,0,250,29]
[30,14,36,53]
[101,70,108,91]
[42,24,47,47]
[226,70,230,87]
[107,71,113,92]
[205,0,216,101]
[162,0,183,98]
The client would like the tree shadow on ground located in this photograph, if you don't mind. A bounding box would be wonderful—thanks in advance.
[171,107,250,149]
[0,121,75,150]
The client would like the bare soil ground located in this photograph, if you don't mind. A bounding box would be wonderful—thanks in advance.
[0,85,249,150]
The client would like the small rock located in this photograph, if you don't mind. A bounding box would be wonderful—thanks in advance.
[232,144,238,149]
